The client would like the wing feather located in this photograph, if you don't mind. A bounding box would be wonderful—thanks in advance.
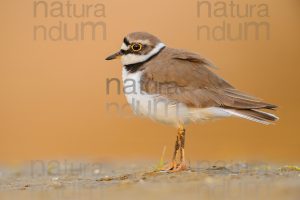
[141,47,277,110]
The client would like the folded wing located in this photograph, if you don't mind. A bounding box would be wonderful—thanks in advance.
[141,47,277,123]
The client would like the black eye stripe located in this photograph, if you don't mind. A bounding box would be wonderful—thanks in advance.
[123,37,130,46]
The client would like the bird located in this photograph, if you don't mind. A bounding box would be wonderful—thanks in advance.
[105,32,278,172]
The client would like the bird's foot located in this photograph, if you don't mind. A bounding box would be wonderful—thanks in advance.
[171,161,188,172]
[158,161,188,172]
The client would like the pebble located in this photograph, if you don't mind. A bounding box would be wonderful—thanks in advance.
[51,177,59,181]
[93,169,100,175]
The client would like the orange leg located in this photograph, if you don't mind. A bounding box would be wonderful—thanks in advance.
[160,125,187,172]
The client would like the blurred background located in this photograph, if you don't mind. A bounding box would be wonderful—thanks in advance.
[0,0,299,164]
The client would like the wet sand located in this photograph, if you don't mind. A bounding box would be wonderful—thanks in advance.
[0,161,300,200]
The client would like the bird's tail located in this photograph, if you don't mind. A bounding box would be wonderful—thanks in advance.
[225,109,279,125]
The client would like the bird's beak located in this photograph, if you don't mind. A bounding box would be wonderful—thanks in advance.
[105,50,123,60]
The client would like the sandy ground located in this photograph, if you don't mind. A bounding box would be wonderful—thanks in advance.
[0,161,300,200]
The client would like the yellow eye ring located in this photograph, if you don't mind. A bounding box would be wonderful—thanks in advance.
[131,43,143,52]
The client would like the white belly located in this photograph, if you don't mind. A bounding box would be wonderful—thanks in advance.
[122,68,231,126]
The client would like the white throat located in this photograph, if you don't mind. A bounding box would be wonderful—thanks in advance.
[121,43,165,65]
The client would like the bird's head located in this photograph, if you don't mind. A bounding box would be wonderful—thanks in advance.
[105,32,165,65]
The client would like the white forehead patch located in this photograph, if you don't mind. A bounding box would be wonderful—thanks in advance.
[121,42,129,50]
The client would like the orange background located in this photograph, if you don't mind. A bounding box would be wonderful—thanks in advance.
[0,0,300,164]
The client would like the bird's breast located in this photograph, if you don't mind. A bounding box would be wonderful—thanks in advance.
[121,67,190,125]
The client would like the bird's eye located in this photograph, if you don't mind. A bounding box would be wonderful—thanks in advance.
[131,43,143,52]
